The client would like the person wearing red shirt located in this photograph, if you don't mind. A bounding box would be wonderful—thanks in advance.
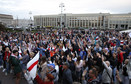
[117,47,123,71]
[3,47,11,75]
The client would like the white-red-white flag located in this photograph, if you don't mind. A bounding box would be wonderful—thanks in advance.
[96,36,99,41]
[18,47,22,57]
[27,52,39,79]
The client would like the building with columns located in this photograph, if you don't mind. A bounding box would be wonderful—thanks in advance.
[0,14,13,27]
[34,13,131,29]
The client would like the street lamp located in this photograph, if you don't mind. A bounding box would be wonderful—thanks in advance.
[59,3,65,30]
[29,11,32,31]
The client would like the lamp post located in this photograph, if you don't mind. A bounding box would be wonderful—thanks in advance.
[29,11,32,31]
[59,3,65,30]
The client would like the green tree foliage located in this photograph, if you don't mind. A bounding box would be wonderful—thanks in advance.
[0,22,6,31]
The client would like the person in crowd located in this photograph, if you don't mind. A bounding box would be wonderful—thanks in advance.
[3,47,11,75]
[117,47,123,70]
[35,73,54,84]
[39,56,48,80]
[10,50,22,84]
[37,45,46,58]
[79,46,87,60]
[94,44,102,53]
[75,56,83,82]
[47,63,58,84]
[62,62,73,84]
[102,56,112,84]
[122,59,129,84]
[67,54,76,81]
[102,48,110,60]
[3,39,9,47]
[109,52,118,83]
[82,68,99,84]
[54,59,59,77]
[121,45,130,61]
[29,52,35,60]
[21,49,30,71]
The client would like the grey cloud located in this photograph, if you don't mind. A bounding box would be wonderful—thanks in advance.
[0,0,131,19]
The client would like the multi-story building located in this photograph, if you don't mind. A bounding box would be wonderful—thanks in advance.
[34,13,131,29]
[107,14,131,29]
[0,14,13,27]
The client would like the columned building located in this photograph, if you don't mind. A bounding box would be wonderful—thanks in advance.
[107,14,131,29]
[34,13,131,29]
[0,14,13,27]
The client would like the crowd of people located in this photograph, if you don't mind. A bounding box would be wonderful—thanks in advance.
[0,29,131,84]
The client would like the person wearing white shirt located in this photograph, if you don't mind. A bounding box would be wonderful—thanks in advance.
[3,40,9,46]
[75,56,83,82]
[102,56,112,84]
[54,59,59,75]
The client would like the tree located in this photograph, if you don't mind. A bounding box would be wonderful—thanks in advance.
[0,22,6,31]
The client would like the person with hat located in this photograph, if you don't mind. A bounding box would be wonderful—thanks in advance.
[47,63,59,84]
[62,62,73,84]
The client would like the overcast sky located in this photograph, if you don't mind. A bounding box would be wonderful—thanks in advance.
[0,0,131,19]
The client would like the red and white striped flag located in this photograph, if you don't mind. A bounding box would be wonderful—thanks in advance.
[18,47,22,57]
[27,52,39,79]
[96,36,99,41]
[120,40,124,45]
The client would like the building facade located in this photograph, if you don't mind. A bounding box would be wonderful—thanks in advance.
[0,14,13,27]
[34,13,131,29]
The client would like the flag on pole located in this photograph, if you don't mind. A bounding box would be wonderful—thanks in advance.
[27,52,39,79]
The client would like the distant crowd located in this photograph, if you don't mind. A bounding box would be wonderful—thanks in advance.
[0,29,131,84]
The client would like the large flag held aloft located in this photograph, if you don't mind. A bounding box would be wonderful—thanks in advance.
[27,52,40,79]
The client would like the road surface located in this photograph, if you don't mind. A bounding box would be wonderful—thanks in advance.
[0,68,28,84]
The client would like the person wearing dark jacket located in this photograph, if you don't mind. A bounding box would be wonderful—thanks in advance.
[62,62,73,84]
[10,50,22,84]
[109,52,118,83]
[122,59,129,84]
[67,54,76,81]
[121,45,129,61]
[21,50,30,71]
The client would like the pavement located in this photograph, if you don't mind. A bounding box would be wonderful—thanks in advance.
[0,68,130,84]
[0,68,28,84]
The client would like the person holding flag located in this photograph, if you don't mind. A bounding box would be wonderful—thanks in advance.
[26,51,55,84]
[26,51,40,82]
